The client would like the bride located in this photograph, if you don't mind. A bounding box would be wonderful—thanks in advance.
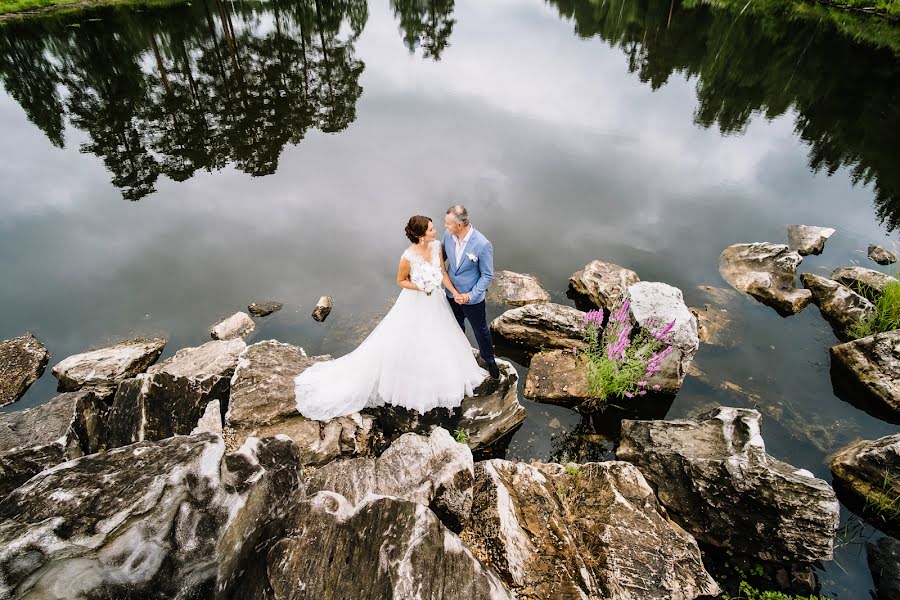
[294,215,489,420]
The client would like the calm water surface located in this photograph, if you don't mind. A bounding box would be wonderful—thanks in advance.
[1,0,899,595]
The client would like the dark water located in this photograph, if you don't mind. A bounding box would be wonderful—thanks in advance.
[1,0,899,595]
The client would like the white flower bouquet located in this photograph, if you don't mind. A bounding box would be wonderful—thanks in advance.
[412,266,443,296]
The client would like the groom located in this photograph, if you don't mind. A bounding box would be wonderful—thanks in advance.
[443,205,500,379]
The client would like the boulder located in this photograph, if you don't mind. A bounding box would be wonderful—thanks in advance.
[0,391,105,499]
[719,243,811,316]
[869,245,898,266]
[617,407,840,563]
[832,266,899,301]
[830,330,900,422]
[830,434,900,536]
[490,303,585,356]
[0,432,302,600]
[247,301,283,317]
[568,260,640,311]
[867,536,900,600]
[210,311,255,340]
[312,296,334,322]
[51,337,166,395]
[801,273,876,337]
[192,400,223,435]
[0,333,49,407]
[608,282,699,394]
[523,349,592,409]
[224,340,373,464]
[261,492,513,599]
[308,428,473,530]
[786,224,835,256]
[457,359,526,450]
[100,339,244,446]
[486,270,551,306]
[462,459,719,599]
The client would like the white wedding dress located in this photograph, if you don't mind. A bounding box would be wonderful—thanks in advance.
[294,240,488,420]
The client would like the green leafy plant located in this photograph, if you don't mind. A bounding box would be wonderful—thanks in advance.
[453,429,469,444]
[848,276,900,339]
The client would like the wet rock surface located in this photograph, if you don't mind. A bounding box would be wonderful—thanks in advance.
[801,273,875,338]
[786,224,835,256]
[830,433,900,536]
[248,301,284,317]
[868,245,898,266]
[867,536,900,600]
[312,296,334,322]
[830,330,900,422]
[719,243,811,316]
[0,333,49,407]
[617,407,840,564]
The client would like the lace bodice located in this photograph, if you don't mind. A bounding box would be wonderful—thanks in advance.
[403,240,443,293]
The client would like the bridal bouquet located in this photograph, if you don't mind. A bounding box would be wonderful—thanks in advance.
[412,267,443,296]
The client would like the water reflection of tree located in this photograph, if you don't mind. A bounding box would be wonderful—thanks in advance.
[391,0,455,60]
[0,0,367,200]
[549,0,900,232]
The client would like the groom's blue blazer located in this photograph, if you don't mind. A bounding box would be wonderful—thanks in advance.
[442,228,494,305]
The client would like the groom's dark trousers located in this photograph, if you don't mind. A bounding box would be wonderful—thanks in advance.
[448,299,497,369]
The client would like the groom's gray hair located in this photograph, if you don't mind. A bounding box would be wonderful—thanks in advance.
[446,204,470,226]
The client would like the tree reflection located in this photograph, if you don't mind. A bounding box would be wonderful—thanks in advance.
[549,0,900,232]
[0,0,367,200]
[391,0,455,60]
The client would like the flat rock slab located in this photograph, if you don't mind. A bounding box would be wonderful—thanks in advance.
[801,273,875,338]
[264,492,514,600]
[523,349,592,408]
[831,330,900,421]
[210,311,255,340]
[0,333,49,407]
[312,296,334,322]
[486,270,551,306]
[248,301,283,317]
[832,266,899,301]
[786,224,835,256]
[617,407,840,564]
[719,243,811,316]
[830,434,900,536]
[308,428,473,530]
[490,303,586,356]
[462,459,719,599]
[147,338,245,381]
[568,260,641,311]
[51,337,166,395]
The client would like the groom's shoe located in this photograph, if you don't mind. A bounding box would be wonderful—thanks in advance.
[488,363,501,380]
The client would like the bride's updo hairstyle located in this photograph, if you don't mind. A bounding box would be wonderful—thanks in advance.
[405,215,431,244]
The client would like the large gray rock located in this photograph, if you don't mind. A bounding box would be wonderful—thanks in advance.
[224,340,373,464]
[832,266,899,301]
[462,459,719,599]
[617,407,840,563]
[308,428,473,530]
[719,243,811,315]
[262,492,513,600]
[210,311,255,340]
[830,434,900,536]
[486,270,551,307]
[0,432,302,600]
[0,333,49,407]
[105,339,243,448]
[869,245,898,266]
[51,337,166,395]
[0,391,105,499]
[831,330,900,421]
[490,303,586,355]
[568,260,640,311]
[786,224,835,256]
[867,536,900,600]
[457,358,525,451]
[801,273,876,337]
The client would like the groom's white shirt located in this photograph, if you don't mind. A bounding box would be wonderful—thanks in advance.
[454,227,474,270]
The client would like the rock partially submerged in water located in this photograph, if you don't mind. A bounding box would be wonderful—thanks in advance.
[786,224,835,256]
[867,536,900,600]
[830,433,900,537]
[617,407,840,564]
[831,266,899,301]
[0,432,300,600]
[523,349,591,408]
[801,273,875,338]
[461,459,719,599]
[248,300,283,317]
[51,337,166,396]
[568,260,640,311]
[868,244,898,266]
[308,428,474,530]
[0,333,49,407]
[490,303,585,356]
[0,390,106,499]
[312,296,334,322]
[830,330,900,422]
[210,311,255,340]
[719,243,811,316]
[486,270,551,306]
[263,492,513,600]
[456,359,525,451]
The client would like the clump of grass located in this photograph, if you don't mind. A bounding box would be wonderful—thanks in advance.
[452,429,469,444]
[861,469,900,525]
[847,273,900,339]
